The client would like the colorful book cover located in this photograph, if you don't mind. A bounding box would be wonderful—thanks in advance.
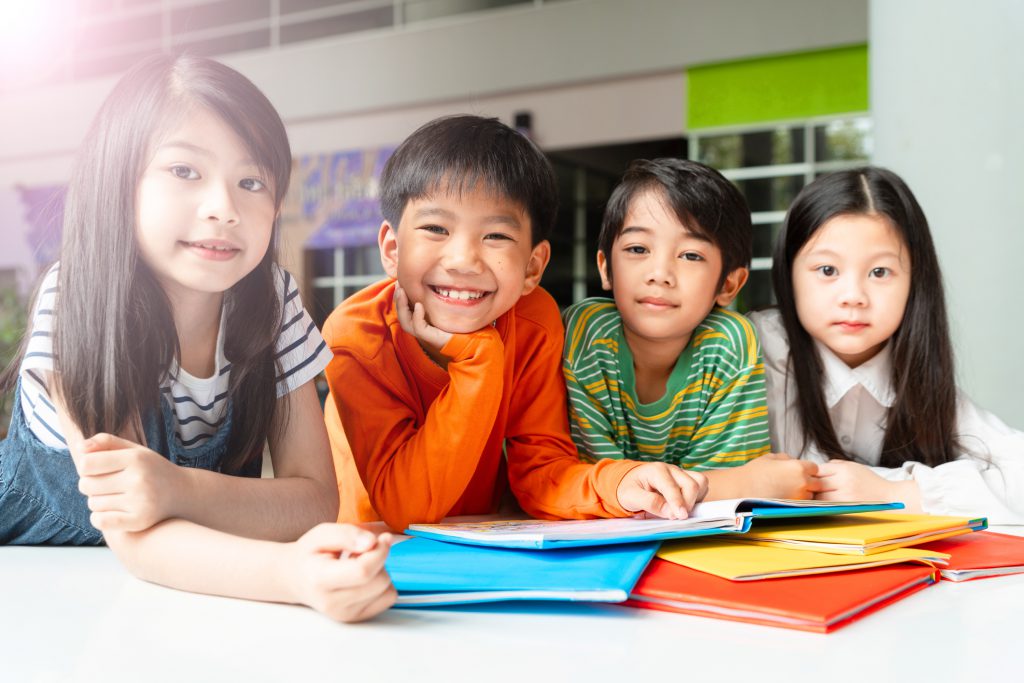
[656,538,948,580]
[730,512,987,555]
[404,498,902,549]
[386,537,659,607]
[627,557,937,633]
[918,530,1024,581]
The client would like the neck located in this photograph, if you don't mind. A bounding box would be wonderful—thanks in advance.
[623,327,689,404]
[164,283,224,379]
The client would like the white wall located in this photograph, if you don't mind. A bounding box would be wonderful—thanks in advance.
[871,0,1024,426]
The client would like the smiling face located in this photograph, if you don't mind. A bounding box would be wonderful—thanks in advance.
[134,106,276,303]
[598,190,746,355]
[792,212,912,368]
[379,184,551,334]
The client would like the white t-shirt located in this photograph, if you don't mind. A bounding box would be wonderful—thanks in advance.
[19,264,332,450]
[749,308,1024,524]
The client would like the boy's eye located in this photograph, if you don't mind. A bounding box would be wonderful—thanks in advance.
[870,267,891,278]
[239,177,266,192]
[170,165,199,180]
[816,265,838,277]
[484,232,514,242]
[623,245,648,255]
[418,224,448,235]
[680,251,704,262]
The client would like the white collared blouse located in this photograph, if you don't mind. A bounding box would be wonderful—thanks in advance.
[750,308,1024,524]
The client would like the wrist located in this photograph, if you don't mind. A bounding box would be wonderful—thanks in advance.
[890,479,923,512]
[165,464,196,522]
[702,468,742,501]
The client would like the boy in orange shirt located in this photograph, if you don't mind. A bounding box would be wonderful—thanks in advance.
[323,115,707,532]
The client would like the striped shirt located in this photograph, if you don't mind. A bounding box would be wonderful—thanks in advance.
[562,298,771,470]
[19,264,332,450]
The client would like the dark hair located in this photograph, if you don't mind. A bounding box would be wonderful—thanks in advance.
[379,115,557,246]
[771,166,959,468]
[598,158,753,286]
[2,54,292,474]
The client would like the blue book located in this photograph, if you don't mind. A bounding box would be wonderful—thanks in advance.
[405,498,904,549]
[386,537,659,607]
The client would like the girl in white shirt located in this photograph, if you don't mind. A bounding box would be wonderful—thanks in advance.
[749,167,1024,523]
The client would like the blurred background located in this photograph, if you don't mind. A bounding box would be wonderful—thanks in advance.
[1,0,1021,429]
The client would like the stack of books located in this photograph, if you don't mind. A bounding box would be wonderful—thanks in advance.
[385,498,1023,633]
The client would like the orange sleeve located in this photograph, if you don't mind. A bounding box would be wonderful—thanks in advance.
[328,327,505,532]
[504,303,643,520]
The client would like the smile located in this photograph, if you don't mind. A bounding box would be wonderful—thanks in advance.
[430,286,491,303]
[181,240,240,261]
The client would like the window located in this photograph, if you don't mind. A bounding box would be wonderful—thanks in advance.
[690,115,872,310]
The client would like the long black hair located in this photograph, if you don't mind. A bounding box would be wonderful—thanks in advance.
[771,167,960,467]
[2,54,292,474]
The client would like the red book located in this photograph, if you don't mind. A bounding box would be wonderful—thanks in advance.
[917,530,1024,582]
[626,557,936,633]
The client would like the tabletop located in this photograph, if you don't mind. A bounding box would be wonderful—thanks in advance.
[2,527,1022,683]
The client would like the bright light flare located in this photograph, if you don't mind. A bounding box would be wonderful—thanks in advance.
[0,1,76,89]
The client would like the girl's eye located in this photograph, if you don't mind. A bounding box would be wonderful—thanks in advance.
[239,177,266,192]
[870,267,891,278]
[680,252,704,262]
[817,265,838,277]
[624,245,648,255]
[170,165,199,180]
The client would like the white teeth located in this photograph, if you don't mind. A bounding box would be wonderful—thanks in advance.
[436,287,484,300]
[192,242,233,251]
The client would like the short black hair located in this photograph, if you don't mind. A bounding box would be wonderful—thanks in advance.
[380,115,558,246]
[598,158,752,285]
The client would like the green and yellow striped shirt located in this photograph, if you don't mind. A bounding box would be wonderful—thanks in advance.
[563,298,770,470]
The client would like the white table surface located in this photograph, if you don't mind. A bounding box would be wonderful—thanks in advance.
[2,527,1022,683]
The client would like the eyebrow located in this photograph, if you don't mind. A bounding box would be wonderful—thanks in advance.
[413,207,522,230]
[621,225,712,243]
[804,247,904,260]
[155,140,257,167]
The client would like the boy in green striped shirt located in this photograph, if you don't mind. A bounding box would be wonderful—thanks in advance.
[563,159,821,500]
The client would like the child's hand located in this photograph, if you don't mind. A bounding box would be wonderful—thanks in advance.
[394,283,452,358]
[714,452,822,500]
[74,433,183,533]
[616,462,708,519]
[815,460,923,510]
[284,523,397,623]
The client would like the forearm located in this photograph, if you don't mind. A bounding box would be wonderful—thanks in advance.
[105,521,296,604]
[174,469,336,541]
[701,467,746,501]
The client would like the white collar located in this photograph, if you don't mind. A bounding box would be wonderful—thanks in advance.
[816,340,896,409]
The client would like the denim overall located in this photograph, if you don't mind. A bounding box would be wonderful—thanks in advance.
[0,381,259,545]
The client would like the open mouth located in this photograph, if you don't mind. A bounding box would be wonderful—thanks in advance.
[429,286,491,303]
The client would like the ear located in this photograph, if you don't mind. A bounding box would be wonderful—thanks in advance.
[715,267,749,307]
[378,221,399,280]
[596,250,612,291]
[521,240,552,296]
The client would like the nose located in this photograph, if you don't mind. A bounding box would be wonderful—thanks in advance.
[198,181,240,226]
[645,254,675,287]
[838,276,868,307]
[441,234,483,274]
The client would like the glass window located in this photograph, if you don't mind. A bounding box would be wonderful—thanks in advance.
[815,119,873,162]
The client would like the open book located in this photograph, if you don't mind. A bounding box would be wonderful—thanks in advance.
[404,498,903,549]
[386,537,658,606]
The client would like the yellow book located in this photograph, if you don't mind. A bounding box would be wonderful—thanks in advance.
[726,512,987,555]
[657,538,949,580]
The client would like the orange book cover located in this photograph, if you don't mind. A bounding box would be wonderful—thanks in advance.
[626,558,936,633]
[918,531,1024,582]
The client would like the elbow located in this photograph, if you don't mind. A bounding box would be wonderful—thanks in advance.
[103,529,153,582]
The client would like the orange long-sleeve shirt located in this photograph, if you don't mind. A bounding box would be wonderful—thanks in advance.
[323,278,643,532]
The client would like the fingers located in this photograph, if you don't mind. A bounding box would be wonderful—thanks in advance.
[302,523,380,557]
[394,285,415,334]
[322,570,398,623]
[80,433,137,453]
[669,467,708,510]
[76,449,134,477]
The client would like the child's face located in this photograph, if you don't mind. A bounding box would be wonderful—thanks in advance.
[598,190,745,351]
[379,185,550,334]
[135,107,276,302]
[792,213,911,368]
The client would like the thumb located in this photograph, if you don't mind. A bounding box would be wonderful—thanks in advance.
[301,523,377,555]
[81,432,136,452]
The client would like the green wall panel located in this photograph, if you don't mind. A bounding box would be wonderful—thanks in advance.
[688,44,868,129]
